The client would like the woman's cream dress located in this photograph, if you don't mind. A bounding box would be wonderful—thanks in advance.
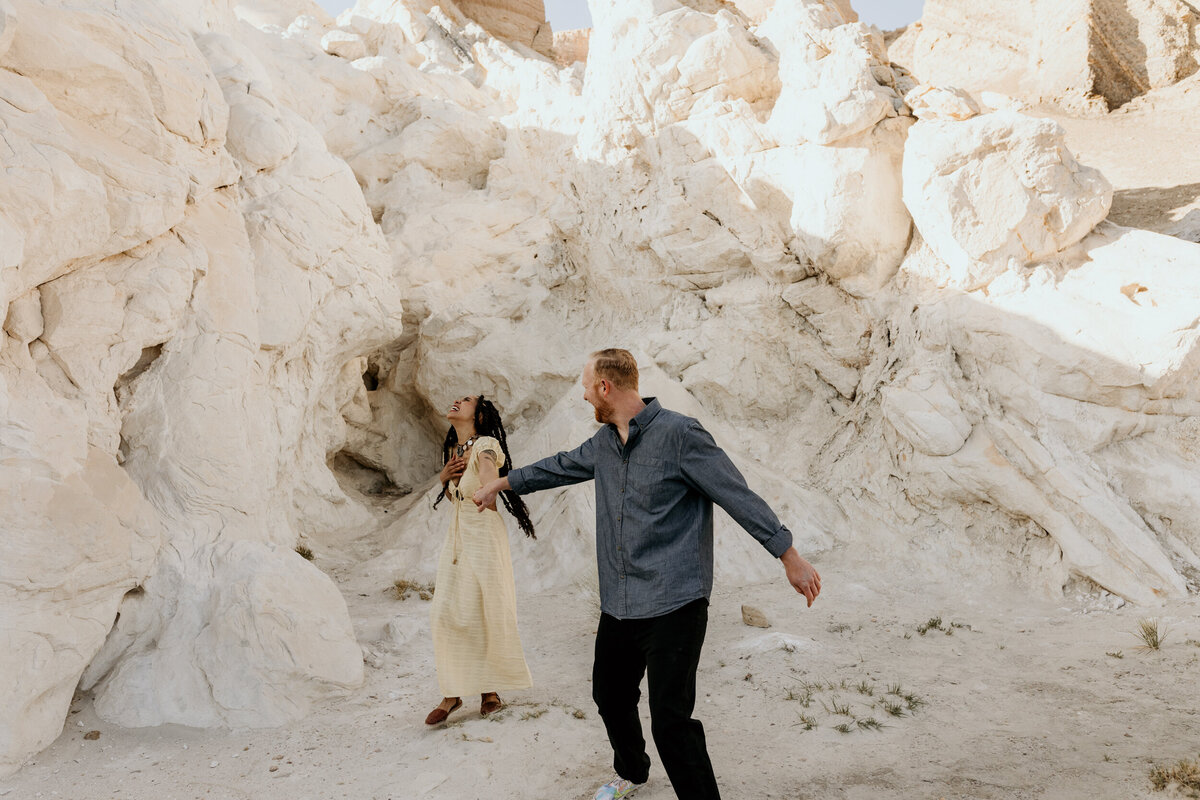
[430,436,532,697]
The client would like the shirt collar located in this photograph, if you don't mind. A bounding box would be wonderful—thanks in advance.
[627,397,661,436]
[604,398,661,448]
[633,398,662,429]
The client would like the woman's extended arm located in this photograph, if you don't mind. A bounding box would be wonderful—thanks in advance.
[472,475,509,511]
[476,451,500,511]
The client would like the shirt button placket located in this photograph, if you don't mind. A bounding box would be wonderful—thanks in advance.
[619,455,628,611]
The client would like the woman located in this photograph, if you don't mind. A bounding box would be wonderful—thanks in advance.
[425,394,537,725]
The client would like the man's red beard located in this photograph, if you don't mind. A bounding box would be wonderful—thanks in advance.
[592,396,615,424]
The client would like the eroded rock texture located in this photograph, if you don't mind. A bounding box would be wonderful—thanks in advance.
[552,26,589,65]
[2,0,1199,779]
[458,0,553,56]
[891,0,1200,110]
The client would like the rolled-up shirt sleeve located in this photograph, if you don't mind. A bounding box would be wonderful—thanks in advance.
[678,422,793,558]
[508,436,597,495]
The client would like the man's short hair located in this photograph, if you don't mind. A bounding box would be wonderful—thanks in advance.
[589,348,639,390]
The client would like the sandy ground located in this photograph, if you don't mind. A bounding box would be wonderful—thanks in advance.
[4,544,1200,800]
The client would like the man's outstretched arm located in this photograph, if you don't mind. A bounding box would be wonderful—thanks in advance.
[680,421,821,606]
[473,436,597,511]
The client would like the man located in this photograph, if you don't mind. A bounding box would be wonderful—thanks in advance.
[473,349,821,800]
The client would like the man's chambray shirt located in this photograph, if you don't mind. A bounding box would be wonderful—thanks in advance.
[506,398,794,620]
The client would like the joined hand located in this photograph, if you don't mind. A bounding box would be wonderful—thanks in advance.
[473,480,501,512]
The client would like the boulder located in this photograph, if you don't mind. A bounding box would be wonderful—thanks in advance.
[81,541,363,728]
[903,111,1112,288]
[904,84,981,121]
[0,369,161,776]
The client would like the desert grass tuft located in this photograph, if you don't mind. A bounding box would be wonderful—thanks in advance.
[880,699,906,717]
[1134,618,1169,651]
[833,722,854,734]
[856,680,874,696]
[785,687,814,706]
[798,714,817,731]
[1105,650,1124,659]
[917,616,943,636]
[856,717,884,731]
[1148,754,1200,794]
[294,544,315,561]
[393,578,435,601]
[825,695,854,714]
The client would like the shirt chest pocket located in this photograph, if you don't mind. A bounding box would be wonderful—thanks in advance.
[628,455,669,500]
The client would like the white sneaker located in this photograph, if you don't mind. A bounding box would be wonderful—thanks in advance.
[593,778,643,800]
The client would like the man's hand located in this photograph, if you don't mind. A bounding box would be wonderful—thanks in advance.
[472,477,510,512]
[781,547,821,607]
[438,456,466,485]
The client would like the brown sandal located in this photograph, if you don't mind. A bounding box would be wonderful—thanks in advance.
[480,692,503,716]
[425,697,462,725]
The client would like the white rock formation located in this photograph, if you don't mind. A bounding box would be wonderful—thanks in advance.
[903,111,1114,288]
[891,0,1200,110]
[1,0,398,774]
[904,83,981,120]
[2,0,1199,781]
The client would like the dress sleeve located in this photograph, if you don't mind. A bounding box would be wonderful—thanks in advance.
[473,436,505,469]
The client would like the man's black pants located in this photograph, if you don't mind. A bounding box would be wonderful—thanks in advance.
[592,598,721,800]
